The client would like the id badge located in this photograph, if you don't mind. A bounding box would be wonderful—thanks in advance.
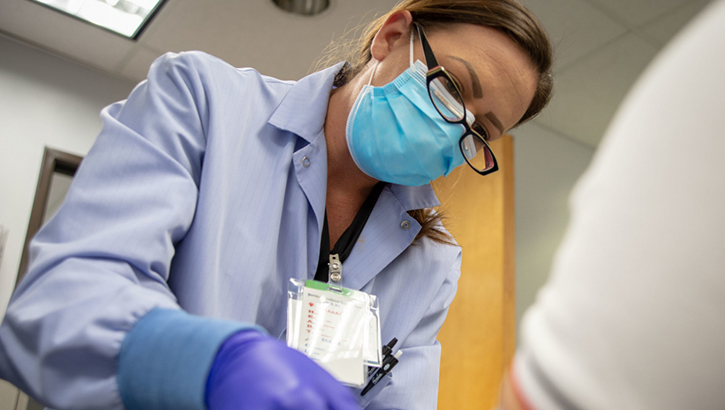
[287,279,382,387]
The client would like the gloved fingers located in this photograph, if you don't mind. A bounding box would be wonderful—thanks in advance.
[280,383,360,410]
[256,341,362,409]
[298,362,361,410]
[206,329,362,410]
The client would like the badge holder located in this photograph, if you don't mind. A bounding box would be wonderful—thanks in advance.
[290,182,387,386]
[287,270,382,387]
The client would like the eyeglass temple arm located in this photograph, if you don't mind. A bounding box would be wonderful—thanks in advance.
[415,23,439,68]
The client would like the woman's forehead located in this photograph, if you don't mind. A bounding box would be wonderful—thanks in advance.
[429,24,537,130]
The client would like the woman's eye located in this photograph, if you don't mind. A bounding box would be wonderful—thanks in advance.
[445,81,458,95]
[473,122,489,140]
[447,74,463,95]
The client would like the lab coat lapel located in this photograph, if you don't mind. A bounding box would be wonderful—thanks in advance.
[292,131,327,244]
[267,63,345,266]
[340,187,421,291]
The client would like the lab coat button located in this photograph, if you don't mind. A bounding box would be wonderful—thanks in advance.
[302,157,311,167]
[400,220,411,230]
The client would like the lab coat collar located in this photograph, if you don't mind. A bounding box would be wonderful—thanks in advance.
[267,61,347,143]
[389,183,440,211]
[268,60,441,211]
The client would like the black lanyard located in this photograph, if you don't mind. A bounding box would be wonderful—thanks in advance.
[314,182,386,282]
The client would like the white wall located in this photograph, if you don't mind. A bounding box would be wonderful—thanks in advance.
[0,34,134,408]
[513,121,596,334]
[0,35,135,314]
[0,36,134,410]
[0,36,134,314]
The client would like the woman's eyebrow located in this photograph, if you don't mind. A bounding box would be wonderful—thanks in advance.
[448,56,482,98]
[447,55,503,135]
[485,112,505,136]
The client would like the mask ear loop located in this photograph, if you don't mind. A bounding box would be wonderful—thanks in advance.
[409,25,415,67]
[367,60,379,87]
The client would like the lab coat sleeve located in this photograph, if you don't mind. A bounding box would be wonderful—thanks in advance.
[0,52,251,410]
[365,245,462,410]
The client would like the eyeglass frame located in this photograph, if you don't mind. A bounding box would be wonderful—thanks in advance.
[414,22,500,176]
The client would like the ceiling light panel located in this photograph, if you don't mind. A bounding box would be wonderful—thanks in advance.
[31,0,166,39]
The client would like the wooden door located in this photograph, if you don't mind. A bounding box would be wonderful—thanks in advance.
[433,136,515,410]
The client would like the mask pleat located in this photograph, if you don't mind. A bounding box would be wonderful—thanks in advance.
[344,59,469,185]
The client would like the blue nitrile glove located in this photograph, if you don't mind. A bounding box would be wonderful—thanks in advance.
[205,329,362,410]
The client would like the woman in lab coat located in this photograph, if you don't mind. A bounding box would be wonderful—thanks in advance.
[0,0,552,409]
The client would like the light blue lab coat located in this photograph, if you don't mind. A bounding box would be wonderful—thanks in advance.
[0,51,462,410]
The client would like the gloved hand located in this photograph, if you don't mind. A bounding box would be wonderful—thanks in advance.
[205,329,362,410]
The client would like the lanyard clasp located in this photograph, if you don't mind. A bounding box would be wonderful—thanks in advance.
[329,253,342,283]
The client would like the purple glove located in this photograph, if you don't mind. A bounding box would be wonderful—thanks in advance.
[205,329,362,410]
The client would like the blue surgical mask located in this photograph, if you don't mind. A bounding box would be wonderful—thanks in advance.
[345,30,471,186]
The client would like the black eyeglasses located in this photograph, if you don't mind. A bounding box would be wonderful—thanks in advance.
[415,23,499,176]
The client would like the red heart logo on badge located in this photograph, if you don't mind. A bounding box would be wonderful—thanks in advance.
[309,303,314,307]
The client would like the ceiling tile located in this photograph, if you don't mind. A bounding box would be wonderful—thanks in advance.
[584,0,693,27]
[136,0,400,81]
[522,0,626,71]
[637,0,712,47]
[116,46,166,83]
[0,0,136,74]
[535,33,658,147]
[2,0,698,152]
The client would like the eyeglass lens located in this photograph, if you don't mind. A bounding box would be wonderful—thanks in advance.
[428,79,495,172]
[460,134,495,171]
[429,76,465,122]
[418,22,497,174]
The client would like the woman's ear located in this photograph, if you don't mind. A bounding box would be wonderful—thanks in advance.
[370,10,414,62]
